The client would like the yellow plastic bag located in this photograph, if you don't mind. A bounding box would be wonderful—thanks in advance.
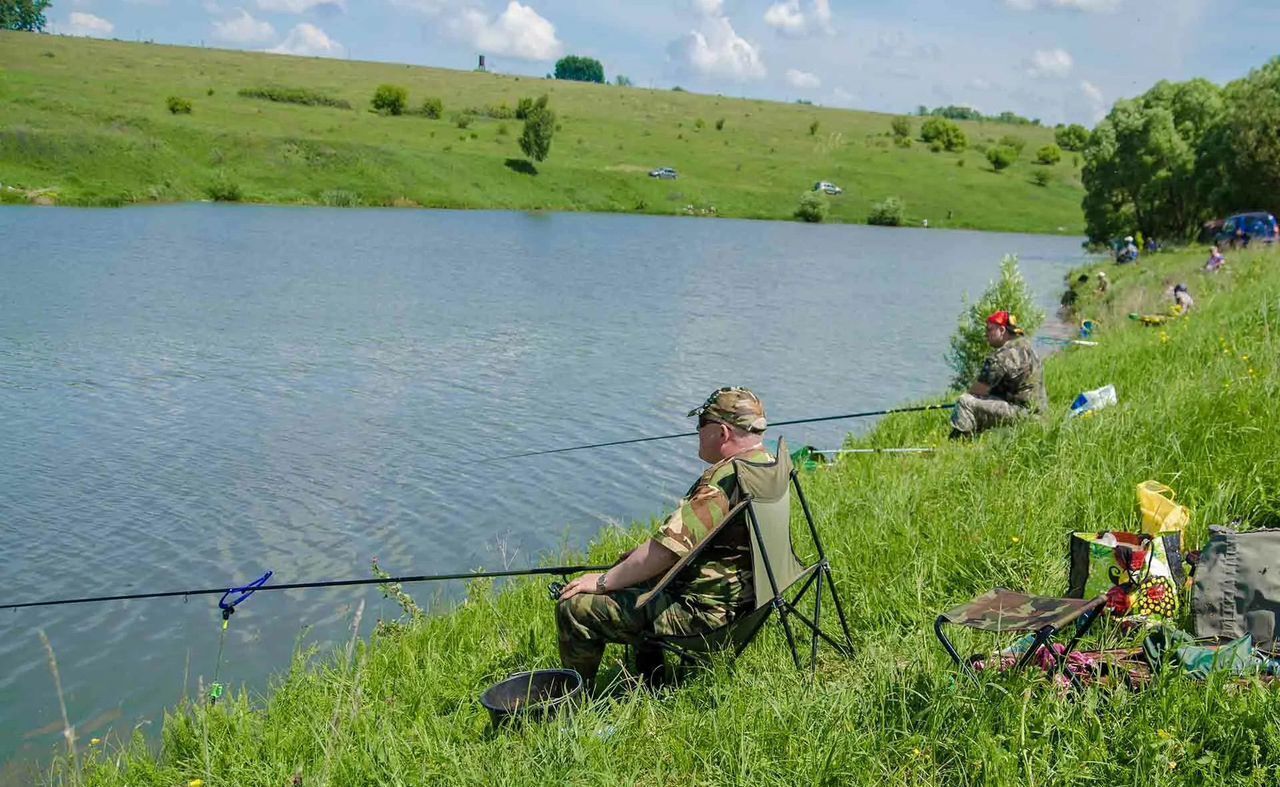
[1137,480,1190,535]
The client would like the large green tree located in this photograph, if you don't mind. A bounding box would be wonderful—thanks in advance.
[1217,57,1280,217]
[1,0,52,31]
[1081,78,1223,243]
[553,55,604,84]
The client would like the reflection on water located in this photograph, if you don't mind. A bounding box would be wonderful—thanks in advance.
[0,205,1087,767]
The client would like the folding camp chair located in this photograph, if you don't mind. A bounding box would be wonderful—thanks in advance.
[934,588,1105,687]
[634,438,854,672]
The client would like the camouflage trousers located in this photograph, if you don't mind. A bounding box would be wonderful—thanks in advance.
[951,393,1030,435]
[556,586,726,681]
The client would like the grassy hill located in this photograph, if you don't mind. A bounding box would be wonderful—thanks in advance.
[34,245,1280,785]
[0,32,1085,233]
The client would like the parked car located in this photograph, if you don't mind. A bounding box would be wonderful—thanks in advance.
[649,167,678,180]
[1215,211,1279,248]
[813,181,843,195]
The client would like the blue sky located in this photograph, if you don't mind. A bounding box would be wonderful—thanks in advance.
[48,0,1280,124]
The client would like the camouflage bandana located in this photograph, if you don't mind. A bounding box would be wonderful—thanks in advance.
[687,386,767,433]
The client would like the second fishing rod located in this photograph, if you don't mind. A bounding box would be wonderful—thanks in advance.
[481,401,955,462]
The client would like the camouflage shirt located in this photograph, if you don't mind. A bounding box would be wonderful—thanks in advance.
[977,336,1048,412]
[652,447,773,614]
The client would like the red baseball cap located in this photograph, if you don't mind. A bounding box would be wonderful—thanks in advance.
[986,311,1024,334]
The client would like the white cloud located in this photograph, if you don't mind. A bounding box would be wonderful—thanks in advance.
[870,30,941,61]
[268,22,344,56]
[1080,79,1106,120]
[1004,0,1122,11]
[763,0,832,37]
[388,0,450,14]
[969,77,992,90]
[1026,48,1074,78]
[668,14,766,81]
[60,12,115,36]
[256,0,345,12]
[786,68,820,89]
[257,0,343,12]
[448,2,563,62]
[214,9,276,44]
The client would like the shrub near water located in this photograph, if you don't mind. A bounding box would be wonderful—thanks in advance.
[945,253,1044,388]
[867,195,905,226]
[794,191,827,223]
[165,96,191,114]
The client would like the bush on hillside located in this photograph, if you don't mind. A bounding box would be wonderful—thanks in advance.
[997,134,1027,153]
[794,191,827,223]
[694,118,706,130]
[238,86,351,109]
[515,97,534,119]
[920,117,966,151]
[371,84,408,115]
[166,96,192,115]
[867,196,905,226]
[421,96,444,119]
[895,136,913,148]
[809,119,820,136]
[1055,122,1090,151]
[320,189,360,207]
[454,113,473,129]
[891,116,912,138]
[986,145,1018,171]
[946,254,1044,389]
[715,117,725,130]
[1035,143,1062,165]
[1031,169,1053,187]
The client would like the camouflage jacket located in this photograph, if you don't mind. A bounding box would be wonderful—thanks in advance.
[652,447,772,614]
[977,337,1048,412]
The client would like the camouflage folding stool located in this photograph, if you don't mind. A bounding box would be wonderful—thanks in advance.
[934,588,1106,684]
[634,438,855,672]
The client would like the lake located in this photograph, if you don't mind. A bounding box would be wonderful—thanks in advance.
[0,205,1088,769]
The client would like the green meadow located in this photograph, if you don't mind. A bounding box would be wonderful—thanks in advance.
[31,246,1276,785]
[0,32,1085,233]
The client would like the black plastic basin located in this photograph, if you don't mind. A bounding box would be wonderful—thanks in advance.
[479,669,583,727]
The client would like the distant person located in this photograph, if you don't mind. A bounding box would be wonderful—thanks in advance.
[922,219,929,228]
[1205,245,1226,272]
[1096,271,1109,293]
[1173,284,1194,314]
[1117,237,1139,264]
[950,311,1048,439]
[1232,227,1250,249]
[1145,236,1159,254]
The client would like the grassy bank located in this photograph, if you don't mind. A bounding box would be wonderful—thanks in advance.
[38,246,1278,785]
[0,32,1085,233]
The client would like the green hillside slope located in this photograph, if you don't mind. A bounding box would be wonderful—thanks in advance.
[0,32,1084,232]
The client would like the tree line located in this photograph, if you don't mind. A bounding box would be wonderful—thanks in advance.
[1082,57,1280,244]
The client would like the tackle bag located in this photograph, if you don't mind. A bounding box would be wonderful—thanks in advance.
[1067,530,1186,618]
[1192,526,1280,651]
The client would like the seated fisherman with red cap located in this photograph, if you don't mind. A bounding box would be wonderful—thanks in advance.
[950,311,1048,438]
[556,387,772,687]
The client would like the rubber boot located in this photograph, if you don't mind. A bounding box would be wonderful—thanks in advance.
[634,645,667,688]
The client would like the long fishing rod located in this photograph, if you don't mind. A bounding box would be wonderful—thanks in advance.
[0,564,610,613]
[481,402,955,462]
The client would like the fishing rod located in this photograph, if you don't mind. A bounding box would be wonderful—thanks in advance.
[813,447,935,455]
[0,564,610,613]
[481,402,955,462]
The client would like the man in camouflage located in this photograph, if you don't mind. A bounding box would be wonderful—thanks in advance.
[950,310,1048,438]
[556,387,772,685]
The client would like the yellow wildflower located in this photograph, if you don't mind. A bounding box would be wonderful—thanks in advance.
[189,781,204,787]
[90,738,101,746]
[1012,536,1021,544]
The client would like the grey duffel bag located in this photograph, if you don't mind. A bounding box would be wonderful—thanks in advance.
[1193,526,1280,650]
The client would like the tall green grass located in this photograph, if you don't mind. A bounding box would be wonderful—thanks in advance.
[0,32,1084,232]
[49,248,1280,785]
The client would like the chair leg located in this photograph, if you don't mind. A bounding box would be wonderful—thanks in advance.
[776,603,804,670]
[934,616,965,669]
[821,564,856,655]
[809,569,823,670]
[1015,626,1056,671]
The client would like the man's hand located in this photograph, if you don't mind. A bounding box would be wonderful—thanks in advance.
[559,572,606,601]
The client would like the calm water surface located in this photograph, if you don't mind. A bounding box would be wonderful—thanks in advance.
[0,205,1087,767]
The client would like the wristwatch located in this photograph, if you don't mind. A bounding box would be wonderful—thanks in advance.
[595,573,609,594]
